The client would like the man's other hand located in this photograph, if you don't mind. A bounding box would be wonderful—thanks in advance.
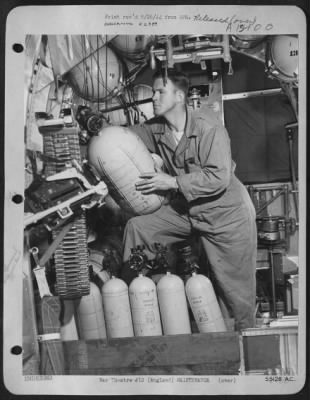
[136,172,178,194]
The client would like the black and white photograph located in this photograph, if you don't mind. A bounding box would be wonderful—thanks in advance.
[3,4,307,396]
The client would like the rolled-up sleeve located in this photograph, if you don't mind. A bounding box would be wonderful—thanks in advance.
[176,125,232,203]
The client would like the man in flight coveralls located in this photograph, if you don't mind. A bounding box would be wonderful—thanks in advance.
[121,69,257,330]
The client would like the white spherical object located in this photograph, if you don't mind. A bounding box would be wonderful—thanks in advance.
[267,35,298,83]
[65,46,123,102]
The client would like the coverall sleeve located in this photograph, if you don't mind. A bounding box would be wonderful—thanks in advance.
[176,124,232,203]
[129,123,157,153]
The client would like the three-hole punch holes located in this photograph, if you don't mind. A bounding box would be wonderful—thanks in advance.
[11,346,22,355]
[10,39,27,361]
[12,194,24,204]
[12,43,24,53]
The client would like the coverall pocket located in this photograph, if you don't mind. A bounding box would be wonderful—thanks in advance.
[197,203,254,239]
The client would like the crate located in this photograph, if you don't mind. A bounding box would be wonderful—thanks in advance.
[241,326,298,375]
[63,331,240,375]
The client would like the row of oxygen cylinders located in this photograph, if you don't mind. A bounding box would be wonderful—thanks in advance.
[61,260,227,341]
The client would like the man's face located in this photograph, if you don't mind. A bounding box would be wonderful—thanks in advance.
[152,77,180,117]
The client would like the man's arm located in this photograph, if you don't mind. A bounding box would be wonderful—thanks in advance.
[176,124,232,203]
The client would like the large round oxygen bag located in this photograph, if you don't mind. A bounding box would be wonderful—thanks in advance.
[88,126,164,215]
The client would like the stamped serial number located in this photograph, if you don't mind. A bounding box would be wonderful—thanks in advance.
[265,376,295,383]
[24,375,53,381]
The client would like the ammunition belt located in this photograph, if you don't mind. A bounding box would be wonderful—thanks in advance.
[41,127,90,299]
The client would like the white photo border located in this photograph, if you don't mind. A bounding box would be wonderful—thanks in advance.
[4,4,307,396]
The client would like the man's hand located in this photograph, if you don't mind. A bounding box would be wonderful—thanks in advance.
[136,172,178,194]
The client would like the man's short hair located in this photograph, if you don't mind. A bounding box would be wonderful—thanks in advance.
[153,68,189,98]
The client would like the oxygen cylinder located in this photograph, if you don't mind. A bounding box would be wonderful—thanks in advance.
[60,300,79,341]
[127,245,162,336]
[157,272,191,335]
[101,276,134,338]
[129,274,162,336]
[185,272,227,333]
[88,126,165,215]
[75,282,107,340]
